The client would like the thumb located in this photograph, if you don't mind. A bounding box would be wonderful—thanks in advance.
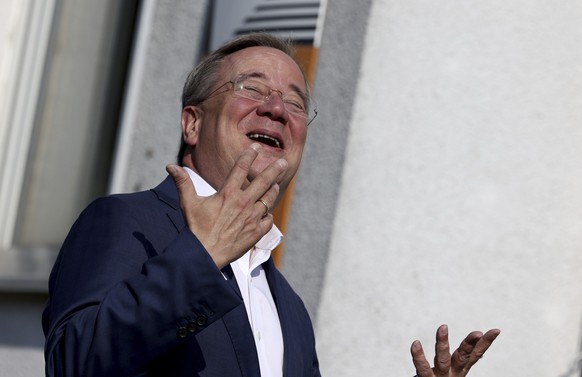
[166,164,199,205]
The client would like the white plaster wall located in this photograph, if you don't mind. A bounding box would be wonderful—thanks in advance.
[315,1,582,376]
[0,347,44,377]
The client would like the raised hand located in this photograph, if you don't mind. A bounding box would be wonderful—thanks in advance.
[411,324,500,377]
[166,143,287,269]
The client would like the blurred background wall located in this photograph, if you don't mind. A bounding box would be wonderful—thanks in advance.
[286,1,582,376]
[1,0,581,376]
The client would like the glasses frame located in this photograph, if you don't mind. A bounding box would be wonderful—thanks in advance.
[202,79,318,127]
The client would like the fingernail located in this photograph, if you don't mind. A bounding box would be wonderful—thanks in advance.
[411,340,422,351]
[277,159,288,168]
[166,164,177,175]
[250,143,261,151]
[273,183,280,193]
[439,325,448,335]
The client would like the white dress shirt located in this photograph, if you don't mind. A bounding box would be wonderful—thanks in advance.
[184,167,284,377]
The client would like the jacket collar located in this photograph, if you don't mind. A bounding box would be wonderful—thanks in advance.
[151,175,180,210]
[151,175,184,232]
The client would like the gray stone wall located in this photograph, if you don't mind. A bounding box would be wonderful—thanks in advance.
[306,1,582,376]
[120,0,209,193]
[281,0,373,321]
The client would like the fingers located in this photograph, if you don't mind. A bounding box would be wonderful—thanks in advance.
[257,199,270,217]
[166,164,199,208]
[451,328,501,375]
[410,340,433,377]
[469,329,500,364]
[411,326,500,377]
[433,325,451,376]
[223,143,288,195]
[246,157,288,200]
[251,183,279,237]
[252,179,280,240]
[223,143,288,215]
[255,183,279,218]
[222,143,262,192]
[167,144,288,269]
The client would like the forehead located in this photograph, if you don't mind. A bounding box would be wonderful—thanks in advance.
[221,46,306,91]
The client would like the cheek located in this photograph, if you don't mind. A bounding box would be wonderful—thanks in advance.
[289,127,307,157]
[290,121,308,141]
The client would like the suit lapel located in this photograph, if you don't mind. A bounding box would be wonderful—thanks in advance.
[151,175,185,233]
[264,258,298,377]
[220,262,258,376]
[153,176,258,375]
[222,264,243,299]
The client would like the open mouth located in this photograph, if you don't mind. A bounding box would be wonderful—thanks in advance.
[247,133,282,149]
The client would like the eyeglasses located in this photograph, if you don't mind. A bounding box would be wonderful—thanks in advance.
[205,78,318,126]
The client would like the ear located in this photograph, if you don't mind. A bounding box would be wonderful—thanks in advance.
[181,105,203,147]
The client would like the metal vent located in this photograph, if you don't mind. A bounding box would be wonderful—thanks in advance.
[233,0,322,45]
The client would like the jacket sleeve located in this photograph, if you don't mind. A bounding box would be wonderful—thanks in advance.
[42,196,243,377]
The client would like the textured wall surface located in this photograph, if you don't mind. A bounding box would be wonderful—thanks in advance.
[122,0,208,193]
[310,1,582,376]
[282,0,373,320]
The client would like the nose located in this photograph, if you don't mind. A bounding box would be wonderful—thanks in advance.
[256,92,289,123]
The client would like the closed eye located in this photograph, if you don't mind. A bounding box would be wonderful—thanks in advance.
[284,99,306,113]
[240,85,264,99]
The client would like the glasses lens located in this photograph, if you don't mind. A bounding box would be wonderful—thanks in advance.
[234,80,267,101]
[233,79,311,118]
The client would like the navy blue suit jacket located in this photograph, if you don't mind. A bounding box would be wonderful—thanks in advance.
[43,176,320,377]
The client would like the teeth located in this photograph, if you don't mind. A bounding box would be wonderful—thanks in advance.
[248,133,281,148]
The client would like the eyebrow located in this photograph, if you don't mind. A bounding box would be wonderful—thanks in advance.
[236,72,308,104]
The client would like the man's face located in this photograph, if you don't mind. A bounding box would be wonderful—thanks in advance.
[182,46,309,199]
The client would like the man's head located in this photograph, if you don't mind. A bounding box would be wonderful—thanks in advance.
[178,33,313,202]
